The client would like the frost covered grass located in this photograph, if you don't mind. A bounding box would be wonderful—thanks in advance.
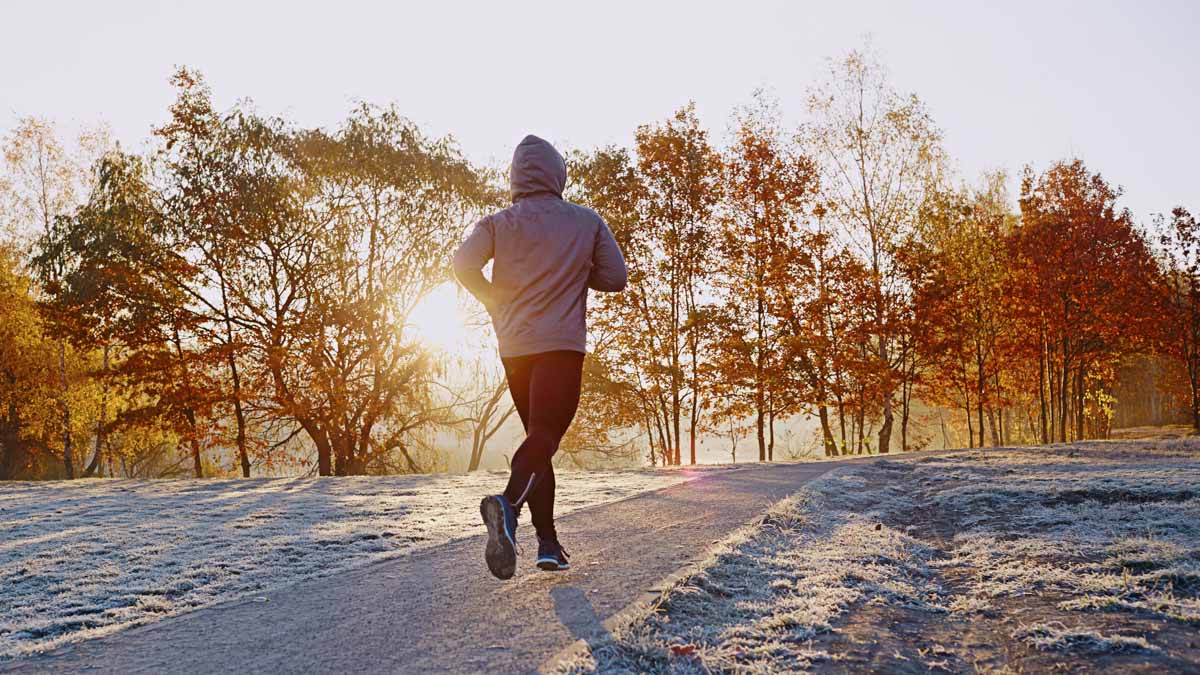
[555,468,947,673]
[556,437,1200,673]
[929,440,1200,628]
[1015,621,1157,654]
[0,467,692,659]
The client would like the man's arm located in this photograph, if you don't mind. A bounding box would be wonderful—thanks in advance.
[452,216,497,309]
[588,218,628,292]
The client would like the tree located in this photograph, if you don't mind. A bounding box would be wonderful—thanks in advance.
[1011,160,1157,442]
[1155,207,1200,430]
[6,117,110,477]
[802,47,944,453]
[714,92,818,461]
[35,149,220,478]
[634,104,722,464]
[217,102,490,475]
[771,215,875,456]
[569,146,672,465]
[0,244,59,479]
[912,173,1015,448]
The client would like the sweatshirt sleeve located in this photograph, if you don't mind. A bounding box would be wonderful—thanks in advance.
[588,217,628,292]
[452,216,496,308]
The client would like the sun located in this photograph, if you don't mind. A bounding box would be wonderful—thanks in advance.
[408,282,481,355]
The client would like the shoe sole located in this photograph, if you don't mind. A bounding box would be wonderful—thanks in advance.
[536,557,569,572]
[480,496,516,580]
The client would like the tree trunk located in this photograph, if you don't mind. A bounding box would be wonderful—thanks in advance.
[966,406,974,449]
[877,336,893,454]
[767,409,775,461]
[818,406,837,456]
[83,345,110,478]
[182,406,204,478]
[653,404,669,467]
[987,407,1000,448]
[1075,364,1086,441]
[837,395,847,454]
[1038,336,1049,443]
[1058,356,1069,443]
[469,426,485,472]
[1,399,21,480]
[856,403,866,454]
[689,341,700,466]
[977,348,987,448]
[1192,383,1200,432]
[878,397,894,453]
[672,393,681,466]
[229,354,250,477]
[219,280,251,477]
[756,404,765,462]
[85,343,111,475]
[58,340,74,479]
[978,399,986,448]
[191,437,203,478]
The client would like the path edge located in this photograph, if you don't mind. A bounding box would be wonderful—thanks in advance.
[536,463,846,674]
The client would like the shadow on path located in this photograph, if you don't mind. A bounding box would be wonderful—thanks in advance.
[551,586,609,643]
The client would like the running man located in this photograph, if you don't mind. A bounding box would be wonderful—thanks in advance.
[452,135,627,580]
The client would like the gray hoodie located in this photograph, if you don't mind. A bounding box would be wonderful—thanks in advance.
[452,135,627,358]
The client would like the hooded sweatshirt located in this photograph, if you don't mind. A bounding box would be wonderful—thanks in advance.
[452,135,627,358]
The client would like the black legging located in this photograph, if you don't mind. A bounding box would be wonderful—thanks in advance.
[501,350,584,541]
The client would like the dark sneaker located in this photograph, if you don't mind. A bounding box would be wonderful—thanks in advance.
[536,536,570,571]
[480,495,518,580]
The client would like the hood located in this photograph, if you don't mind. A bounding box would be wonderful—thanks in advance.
[510,134,566,203]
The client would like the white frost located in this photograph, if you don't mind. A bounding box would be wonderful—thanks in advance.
[0,467,694,658]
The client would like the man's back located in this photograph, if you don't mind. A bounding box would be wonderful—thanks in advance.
[452,135,626,358]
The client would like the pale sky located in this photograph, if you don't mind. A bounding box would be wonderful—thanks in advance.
[2,0,1197,225]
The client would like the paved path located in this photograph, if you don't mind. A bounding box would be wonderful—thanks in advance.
[5,460,852,674]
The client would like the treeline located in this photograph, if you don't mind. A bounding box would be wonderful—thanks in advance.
[2,69,496,479]
[1,50,1196,479]
[565,51,1197,464]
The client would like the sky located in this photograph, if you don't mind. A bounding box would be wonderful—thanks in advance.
[2,0,1197,224]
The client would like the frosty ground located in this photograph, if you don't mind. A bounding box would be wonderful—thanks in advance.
[0,467,695,659]
[557,437,1200,673]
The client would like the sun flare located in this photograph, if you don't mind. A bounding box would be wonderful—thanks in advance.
[408,282,484,356]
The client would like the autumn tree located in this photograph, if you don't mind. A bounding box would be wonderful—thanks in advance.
[208,102,491,476]
[568,146,674,465]
[634,104,722,464]
[712,92,818,461]
[802,47,943,454]
[1155,207,1200,430]
[6,117,110,477]
[912,173,1016,448]
[0,243,60,479]
[1011,160,1157,442]
[770,208,875,456]
[35,149,221,478]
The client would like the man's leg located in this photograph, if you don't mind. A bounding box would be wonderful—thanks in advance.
[502,355,533,434]
[503,351,582,509]
[518,351,583,542]
[528,463,556,539]
[486,351,582,578]
[480,354,533,580]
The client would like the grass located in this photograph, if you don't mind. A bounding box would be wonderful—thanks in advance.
[555,437,1200,673]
